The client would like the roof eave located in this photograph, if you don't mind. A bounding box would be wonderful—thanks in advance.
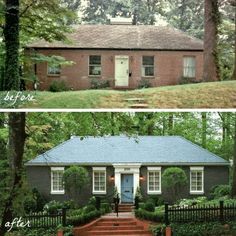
[25,161,230,167]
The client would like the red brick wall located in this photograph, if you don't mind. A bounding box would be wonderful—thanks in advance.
[33,49,203,90]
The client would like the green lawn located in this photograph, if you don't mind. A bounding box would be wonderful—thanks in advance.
[1,81,236,109]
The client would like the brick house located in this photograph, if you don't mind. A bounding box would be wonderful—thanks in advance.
[26,24,204,90]
[25,136,229,205]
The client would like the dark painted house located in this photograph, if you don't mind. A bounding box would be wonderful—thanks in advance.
[25,23,204,90]
[25,136,229,205]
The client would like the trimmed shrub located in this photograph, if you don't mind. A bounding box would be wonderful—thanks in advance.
[67,210,101,226]
[150,224,166,236]
[138,79,151,89]
[162,167,187,202]
[101,203,111,213]
[43,200,63,214]
[171,221,236,236]
[91,78,109,89]
[179,76,202,85]
[49,80,69,92]
[144,201,155,212]
[210,185,231,199]
[83,205,96,213]
[139,202,145,209]
[135,208,164,222]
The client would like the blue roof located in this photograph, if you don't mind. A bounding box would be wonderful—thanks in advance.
[26,136,229,166]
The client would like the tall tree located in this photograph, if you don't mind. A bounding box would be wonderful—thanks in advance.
[0,113,26,235]
[202,113,207,148]
[231,113,236,197]
[203,0,220,81]
[3,0,20,90]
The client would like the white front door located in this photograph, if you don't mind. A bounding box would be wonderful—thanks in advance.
[115,56,129,87]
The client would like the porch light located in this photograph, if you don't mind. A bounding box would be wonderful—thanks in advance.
[110,175,114,181]
[139,175,144,181]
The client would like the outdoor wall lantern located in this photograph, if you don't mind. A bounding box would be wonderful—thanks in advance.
[110,175,115,181]
[139,175,144,181]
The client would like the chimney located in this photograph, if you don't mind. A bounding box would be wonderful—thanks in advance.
[110,17,132,25]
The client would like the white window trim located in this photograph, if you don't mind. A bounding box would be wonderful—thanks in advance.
[50,167,65,195]
[88,55,102,76]
[93,167,106,194]
[190,166,204,194]
[147,167,162,194]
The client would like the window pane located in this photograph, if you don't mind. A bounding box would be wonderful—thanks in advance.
[183,57,196,77]
[144,67,154,76]
[143,56,154,65]
[52,170,64,191]
[149,171,160,192]
[90,56,101,65]
[191,170,203,192]
[48,65,61,75]
[89,66,101,76]
[94,171,106,192]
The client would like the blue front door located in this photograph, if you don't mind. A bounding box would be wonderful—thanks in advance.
[121,174,134,203]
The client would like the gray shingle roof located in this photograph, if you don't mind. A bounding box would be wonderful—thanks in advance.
[26,136,229,166]
[27,25,203,51]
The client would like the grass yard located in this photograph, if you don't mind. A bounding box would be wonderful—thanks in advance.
[1,81,236,109]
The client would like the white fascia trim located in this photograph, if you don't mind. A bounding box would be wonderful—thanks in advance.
[93,167,106,171]
[51,167,64,171]
[147,167,161,171]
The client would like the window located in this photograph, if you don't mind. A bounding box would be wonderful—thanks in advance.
[147,167,161,194]
[48,64,61,75]
[51,167,64,194]
[183,57,196,78]
[190,167,204,194]
[89,55,101,76]
[93,167,106,194]
[142,56,154,77]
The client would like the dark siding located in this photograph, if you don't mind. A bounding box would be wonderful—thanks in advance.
[26,165,229,205]
[140,166,229,203]
[26,166,115,206]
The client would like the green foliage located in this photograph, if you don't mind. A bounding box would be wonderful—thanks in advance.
[144,201,155,212]
[101,203,111,213]
[170,221,236,236]
[90,78,110,89]
[67,209,101,226]
[177,197,208,206]
[162,167,187,202]
[43,200,64,214]
[24,188,47,213]
[150,224,166,236]
[210,185,231,199]
[138,79,151,89]
[135,208,164,222]
[83,204,96,213]
[49,80,70,92]
[63,166,89,199]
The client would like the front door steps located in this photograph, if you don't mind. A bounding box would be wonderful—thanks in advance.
[112,203,135,212]
[73,214,153,236]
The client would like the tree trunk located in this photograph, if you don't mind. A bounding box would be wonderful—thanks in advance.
[0,113,26,235]
[168,114,174,135]
[203,0,220,82]
[3,0,20,90]
[201,113,207,148]
[231,113,236,198]
[232,15,236,80]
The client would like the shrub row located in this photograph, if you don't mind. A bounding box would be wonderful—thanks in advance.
[135,208,164,222]
[67,209,101,226]
[170,221,236,236]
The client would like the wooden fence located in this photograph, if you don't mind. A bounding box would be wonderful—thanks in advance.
[22,208,67,228]
[165,201,236,225]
